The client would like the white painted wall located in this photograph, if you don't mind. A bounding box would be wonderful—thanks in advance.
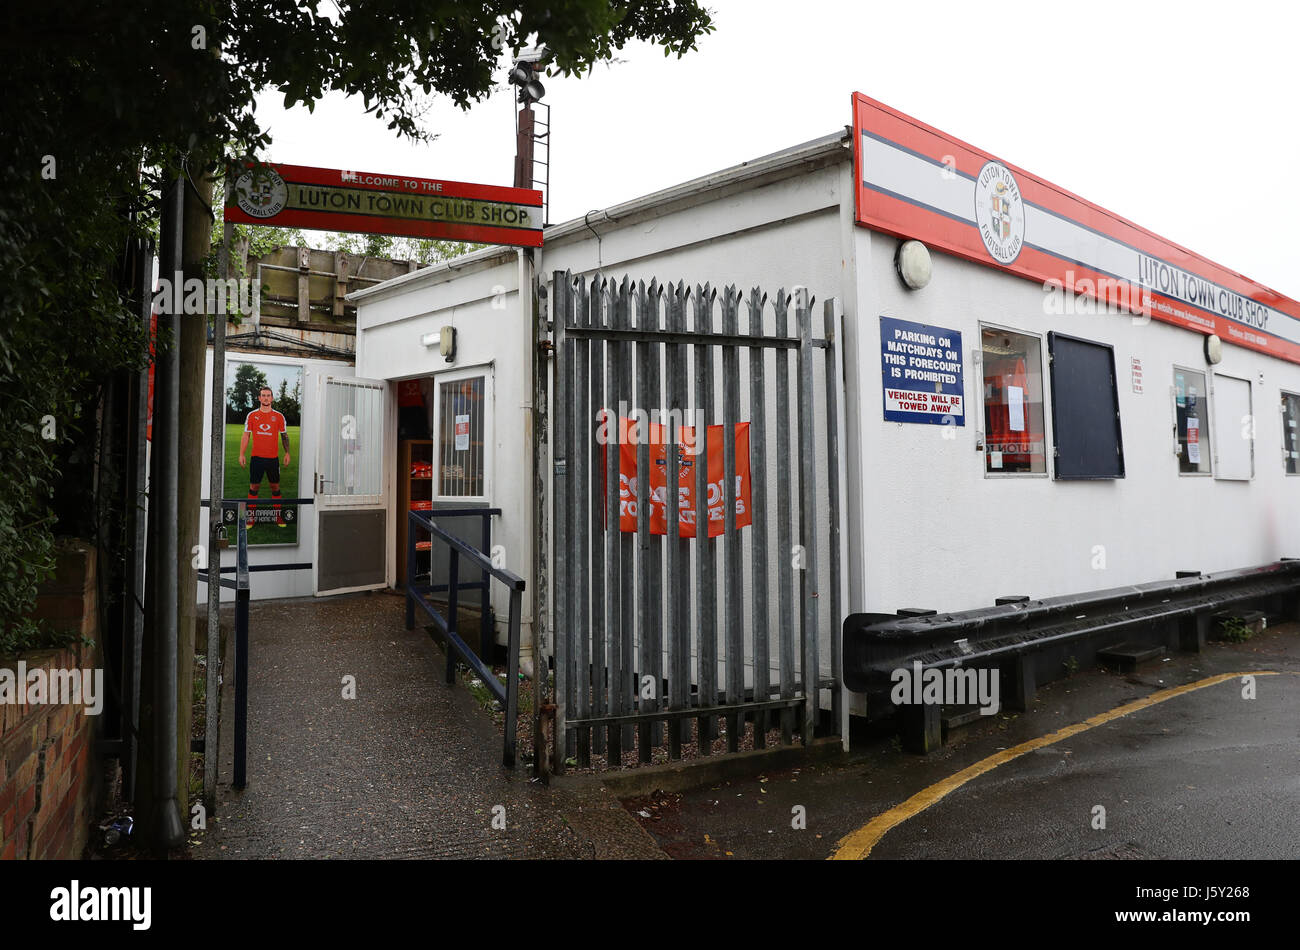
[195,349,359,603]
[354,253,533,651]
[854,226,1300,615]
[353,155,851,690]
[352,136,1300,722]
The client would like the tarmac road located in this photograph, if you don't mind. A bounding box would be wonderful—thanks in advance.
[624,622,1300,860]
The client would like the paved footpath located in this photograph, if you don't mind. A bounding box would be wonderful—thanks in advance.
[192,592,662,860]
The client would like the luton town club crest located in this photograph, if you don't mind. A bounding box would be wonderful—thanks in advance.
[973,161,1024,264]
[234,166,288,219]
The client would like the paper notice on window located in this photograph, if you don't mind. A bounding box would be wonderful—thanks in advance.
[1186,417,1200,463]
[1008,385,1025,432]
[989,451,1003,469]
[454,414,470,452]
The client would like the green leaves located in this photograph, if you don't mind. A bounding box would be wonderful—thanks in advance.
[1,0,712,642]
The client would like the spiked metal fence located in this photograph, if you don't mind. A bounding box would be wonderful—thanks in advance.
[550,270,846,771]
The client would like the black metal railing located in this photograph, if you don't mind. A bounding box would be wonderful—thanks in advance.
[404,508,526,768]
[197,496,315,789]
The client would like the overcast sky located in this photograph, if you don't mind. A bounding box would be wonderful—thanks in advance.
[254,0,1299,299]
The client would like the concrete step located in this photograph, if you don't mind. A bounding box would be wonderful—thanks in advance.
[1097,642,1166,672]
[940,705,985,735]
[1212,609,1267,640]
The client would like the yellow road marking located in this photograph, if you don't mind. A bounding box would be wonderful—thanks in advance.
[830,671,1284,860]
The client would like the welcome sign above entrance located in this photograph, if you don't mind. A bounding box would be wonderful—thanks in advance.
[851,92,1300,365]
[225,162,544,248]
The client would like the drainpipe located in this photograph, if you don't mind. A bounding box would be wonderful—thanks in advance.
[518,245,537,681]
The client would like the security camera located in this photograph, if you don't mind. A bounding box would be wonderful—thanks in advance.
[514,45,550,65]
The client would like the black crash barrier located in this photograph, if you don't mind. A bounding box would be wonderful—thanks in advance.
[843,559,1300,753]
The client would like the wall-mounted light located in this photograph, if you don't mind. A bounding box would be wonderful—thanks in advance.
[1204,333,1223,365]
[895,240,932,291]
[420,326,457,362]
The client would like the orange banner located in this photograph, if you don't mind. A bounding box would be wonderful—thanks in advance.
[607,417,752,537]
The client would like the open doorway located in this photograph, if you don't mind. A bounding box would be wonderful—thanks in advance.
[395,367,495,591]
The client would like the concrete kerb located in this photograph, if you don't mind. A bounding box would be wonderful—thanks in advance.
[548,736,845,798]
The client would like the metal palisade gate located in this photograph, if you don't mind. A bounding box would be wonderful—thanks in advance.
[550,271,845,771]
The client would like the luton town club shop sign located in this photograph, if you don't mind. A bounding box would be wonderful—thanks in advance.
[225,163,544,248]
[851,92,1300,365]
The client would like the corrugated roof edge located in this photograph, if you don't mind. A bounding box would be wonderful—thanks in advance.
[345,128,851,304]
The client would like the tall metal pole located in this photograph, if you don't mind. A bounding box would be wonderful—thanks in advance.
[153,174,186,849]
[125,239,152,803]
[204,175,231,811]
[514,101,535,190]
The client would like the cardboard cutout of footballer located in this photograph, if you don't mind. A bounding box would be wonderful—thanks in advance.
[224,360,302,545]
[240,385,291,528]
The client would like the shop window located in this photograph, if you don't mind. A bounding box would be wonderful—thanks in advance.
[1046,332,1125,479]
[1173,367,1211,475]
[1211,373,1252,481]
[1283,392,1300,475]
[980,326,1047,474]
[434,370,491,499]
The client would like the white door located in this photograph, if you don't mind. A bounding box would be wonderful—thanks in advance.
[314,374,390,594]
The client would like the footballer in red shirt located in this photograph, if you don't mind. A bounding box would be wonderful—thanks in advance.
[238,386,291,528]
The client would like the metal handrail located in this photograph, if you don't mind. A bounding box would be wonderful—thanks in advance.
[404,508,526,768]
[192,501,261,791]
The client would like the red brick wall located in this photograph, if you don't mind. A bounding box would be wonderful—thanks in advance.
[0,543,101,860]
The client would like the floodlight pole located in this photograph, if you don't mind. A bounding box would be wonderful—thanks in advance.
[514,101,535,191]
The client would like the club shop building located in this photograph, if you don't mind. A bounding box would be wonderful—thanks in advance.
[212,93,1300,720]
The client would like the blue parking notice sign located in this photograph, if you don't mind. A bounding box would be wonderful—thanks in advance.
[880,316,964,426]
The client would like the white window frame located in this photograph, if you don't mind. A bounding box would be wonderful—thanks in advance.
[431,363,494,503]
[1282,390,1300,476]
[977,321,1050,479]
[1172,364,1212,477]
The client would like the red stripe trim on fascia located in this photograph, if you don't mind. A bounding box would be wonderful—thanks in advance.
[852,93,1300,322]
[859,186,1300,364]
